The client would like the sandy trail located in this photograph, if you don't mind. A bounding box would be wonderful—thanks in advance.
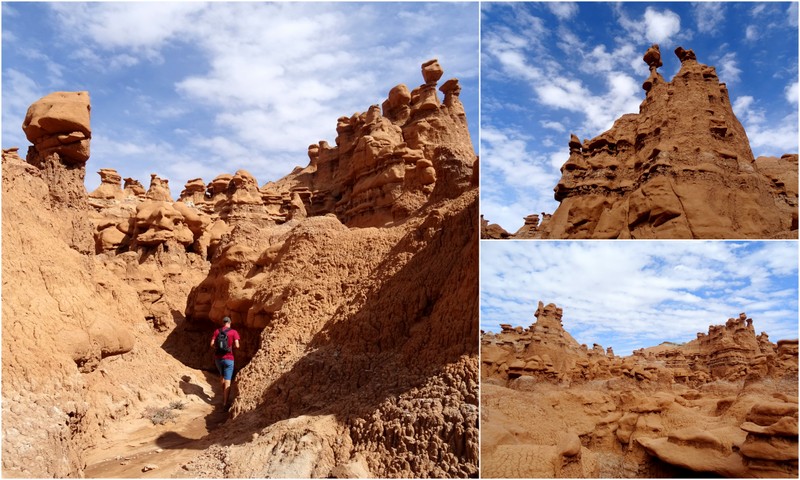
[84,370,229,478]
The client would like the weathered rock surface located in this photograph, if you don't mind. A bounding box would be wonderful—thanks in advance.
[22,91,91,165]
[482,301,798,477]
[3,60,478,478]
[487,45,798,239]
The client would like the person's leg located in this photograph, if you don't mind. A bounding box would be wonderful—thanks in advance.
[221,360,234,407]
[222,379,231,405]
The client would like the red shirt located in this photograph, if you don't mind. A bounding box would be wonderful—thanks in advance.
[212,328,240,360]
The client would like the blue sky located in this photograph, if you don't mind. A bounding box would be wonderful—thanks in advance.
[2,2,478,196]
[481,2,800,232]
[480,241,799,356]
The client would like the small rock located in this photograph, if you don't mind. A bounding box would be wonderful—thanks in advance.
[142,464,158,472]
[155,448,163,453]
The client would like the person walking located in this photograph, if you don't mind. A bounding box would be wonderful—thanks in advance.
[210,316,240,409]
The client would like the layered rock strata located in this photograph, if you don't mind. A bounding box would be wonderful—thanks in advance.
[482,301,798,478]
[486,45,798,239]
[3,59,478,478]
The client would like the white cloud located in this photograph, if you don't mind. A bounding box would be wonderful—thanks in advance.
[693,2,725,33]
[789,3,799,27]
[643,7,682,43]
[751,4,768,17]
[733,95,755,118]
[786,81,799,104]
[540,120,566,132]
[716,52,741,83]
[547,3,578,21]
[481,125,562,230]
[481,241,798,355]
[617,6,682,44]
[51,2,205,56]
[1,69,44,150]
[745,25,759,41]
[533,72,641,134]
[732,94,798,156]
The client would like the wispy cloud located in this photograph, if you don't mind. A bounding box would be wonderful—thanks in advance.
[693,2,725,34]
[616,5,682,44]
[732,91,798,156]
[480,124,562,230]
[4,3,478,197]
[481,241,798,355]
[716,52,742,83]
[547,2,579,21]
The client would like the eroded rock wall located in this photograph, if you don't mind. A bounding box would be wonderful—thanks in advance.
[3,58,479,478]
[481,302,798,478]
[488,46,798,239]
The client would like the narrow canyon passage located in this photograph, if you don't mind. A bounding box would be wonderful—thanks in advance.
[83,370,228,478]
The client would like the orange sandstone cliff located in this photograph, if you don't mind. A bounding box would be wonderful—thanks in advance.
[2,60,478,478]
[481,301,798,478]
[482,45,798,239]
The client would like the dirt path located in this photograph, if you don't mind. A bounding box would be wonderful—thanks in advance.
[84,370,228,478]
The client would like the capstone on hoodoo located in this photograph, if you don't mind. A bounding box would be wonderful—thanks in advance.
[489,45,798,239]
[87,59,476,257]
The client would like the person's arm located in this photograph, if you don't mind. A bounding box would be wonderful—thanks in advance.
[210,330,217,348]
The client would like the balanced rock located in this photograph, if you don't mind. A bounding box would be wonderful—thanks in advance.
[22,91,91,164]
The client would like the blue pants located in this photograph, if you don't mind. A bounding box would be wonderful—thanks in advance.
[215,359,234,380]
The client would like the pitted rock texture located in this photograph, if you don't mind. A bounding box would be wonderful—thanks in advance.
[3,59,478,478]
[482,302,798,477]
[488,46,798,239]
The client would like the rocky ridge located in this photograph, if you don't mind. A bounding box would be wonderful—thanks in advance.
[481,45,798,239]
[481,301,798,477]
[2,60,478,478]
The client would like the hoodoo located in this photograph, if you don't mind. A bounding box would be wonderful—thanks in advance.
[482,302,798,478]
[2,60,478,478]
[483,45,798,239]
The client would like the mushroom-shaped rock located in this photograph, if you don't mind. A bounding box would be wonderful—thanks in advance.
[123,178,146,197]
[569,133,582,153]
[134,201,193,246]
[22,91,92,164]
[421,59,444,85]
[179,178,206,203]
[307,144,320,166]
[146,174,172,201]
[674,46,697,63]
[208,174,233,196]
[89,168,124,200]
[388,84,412,107]
[643,44,662,71]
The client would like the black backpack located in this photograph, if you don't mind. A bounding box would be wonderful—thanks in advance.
[215,328,232,355]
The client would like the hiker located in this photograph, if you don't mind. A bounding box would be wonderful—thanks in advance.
[210,316,240,409]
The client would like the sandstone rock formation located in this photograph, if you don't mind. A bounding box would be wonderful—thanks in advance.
[486,45,798,239]
[482,301,798,477]
[480,214,511,239]
[3,60,478,478]
[22,91,91,165]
